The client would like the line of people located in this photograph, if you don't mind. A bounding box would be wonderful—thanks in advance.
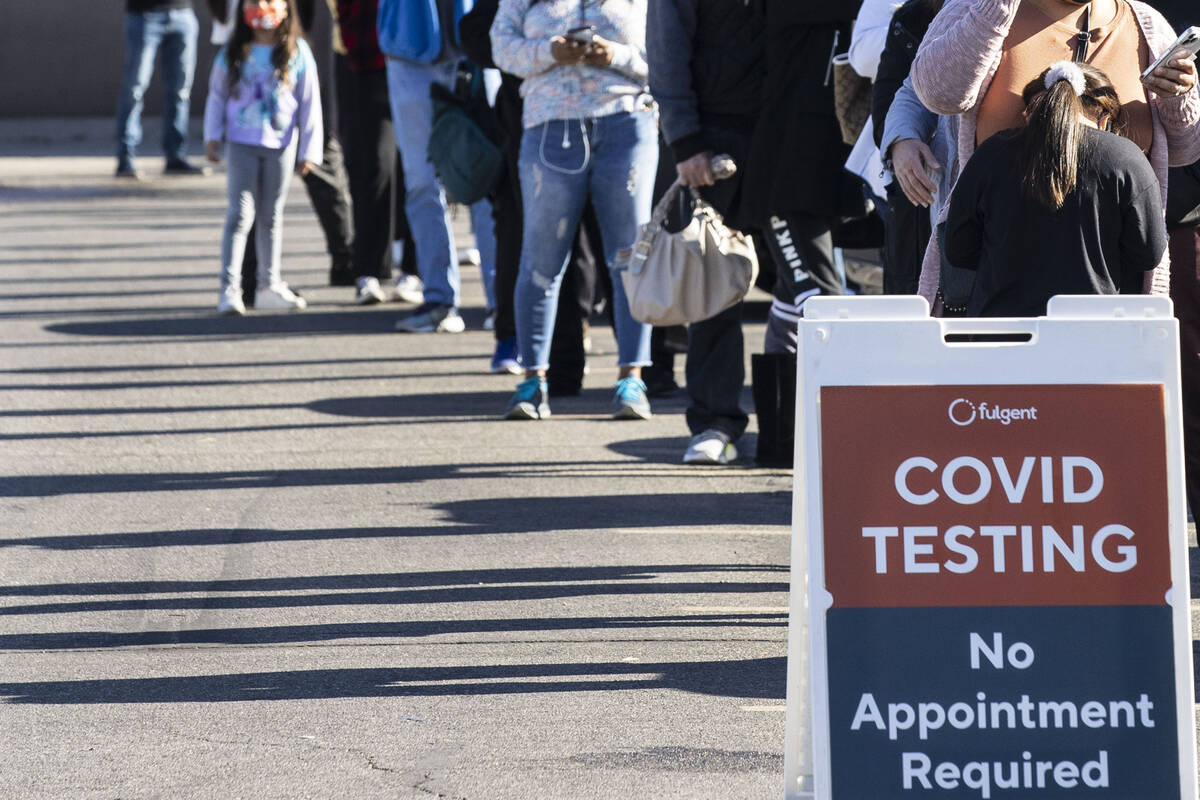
[119,0,1200,471]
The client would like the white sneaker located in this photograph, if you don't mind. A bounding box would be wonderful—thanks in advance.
[683,430,737,465]
[394,274,425,305]
[217,287,245,316]
[355,276,387,305]
[256,282,307,311]
[394,303,465,333]
[457,247,481,267]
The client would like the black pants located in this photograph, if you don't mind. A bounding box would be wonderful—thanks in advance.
[764,212,841,353]
[883,183,929,295]
[489,77,524,342]
[336,56,397,282]
[1171,223,1200,515]
[686,301,748,438]
[302,136,354,269]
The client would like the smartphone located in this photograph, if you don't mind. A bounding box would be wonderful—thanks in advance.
[1141,26,1200,81]
[565,25,597,44]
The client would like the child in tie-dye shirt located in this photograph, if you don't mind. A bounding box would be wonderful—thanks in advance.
[203,0,322,314]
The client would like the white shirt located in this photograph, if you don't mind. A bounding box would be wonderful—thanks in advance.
[849,0,904,80]
[210,0,238,45]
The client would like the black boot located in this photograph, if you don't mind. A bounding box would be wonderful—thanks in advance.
[751,353,796,468]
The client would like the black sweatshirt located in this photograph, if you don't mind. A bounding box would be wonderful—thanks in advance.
[945,127,1167,317]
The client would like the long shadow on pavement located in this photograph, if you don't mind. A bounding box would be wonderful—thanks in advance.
[0,657,787,704]
[43,309,400,337]
[0,612,786,651]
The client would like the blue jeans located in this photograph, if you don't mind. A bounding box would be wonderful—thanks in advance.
[384,58,459,307]
[115,9,198,166]
[470,197,497,310]
[515,111,657,370]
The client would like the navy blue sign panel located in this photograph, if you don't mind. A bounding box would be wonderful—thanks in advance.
[826,606,1179,799]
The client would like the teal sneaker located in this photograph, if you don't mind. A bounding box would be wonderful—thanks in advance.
[505,377,550,420]
[612,376,652,420]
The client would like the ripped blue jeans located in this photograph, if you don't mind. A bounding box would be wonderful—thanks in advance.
[514,110,657,371]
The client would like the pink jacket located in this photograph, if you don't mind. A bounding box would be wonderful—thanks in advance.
[910,0,1200,301]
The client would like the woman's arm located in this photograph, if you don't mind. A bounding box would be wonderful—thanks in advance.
[881,79,938,161]
[599,40,648,85]
[910,0,1020,115]
[490,0,557,79]
[1140,8,1200,166]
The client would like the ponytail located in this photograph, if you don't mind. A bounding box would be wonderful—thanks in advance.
[1019,61,1125,211]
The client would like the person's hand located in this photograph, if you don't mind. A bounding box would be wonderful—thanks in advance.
[1144,56,1198,98]
[677,151,715,187]
[204,140,221,163]
[891,138,941,208]
[550,36,587,65]
[582,35,615,67]
[296,161,314,177]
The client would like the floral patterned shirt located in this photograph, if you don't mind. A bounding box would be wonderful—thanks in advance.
[203,40,324,164]
[491,0,649,128]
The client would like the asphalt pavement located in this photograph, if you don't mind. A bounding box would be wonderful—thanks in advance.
[0,120,792,800]
[4,119,1199,800]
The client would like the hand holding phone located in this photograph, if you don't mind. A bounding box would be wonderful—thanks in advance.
[1142,27,1200,79]
[565,25,596,44]
[1141,26,1200,96]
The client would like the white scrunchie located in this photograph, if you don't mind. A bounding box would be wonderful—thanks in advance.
[1044,60,1087,96]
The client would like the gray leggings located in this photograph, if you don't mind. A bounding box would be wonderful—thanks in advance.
[221,139,297,290]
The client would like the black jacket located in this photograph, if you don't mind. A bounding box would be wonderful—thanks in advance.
[741,0,861,223]
[647,0,765,161]
[871,0,937,150]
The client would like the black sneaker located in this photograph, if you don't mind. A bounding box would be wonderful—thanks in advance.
[115,163,142,180]
[164,160,212,177]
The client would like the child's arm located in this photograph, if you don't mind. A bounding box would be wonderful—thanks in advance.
[203,50,230,162]
[294,43,324,174]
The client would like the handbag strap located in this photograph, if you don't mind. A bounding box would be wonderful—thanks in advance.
[650,177,688,230]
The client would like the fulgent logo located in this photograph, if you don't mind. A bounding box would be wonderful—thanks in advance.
[948,398,1038,427]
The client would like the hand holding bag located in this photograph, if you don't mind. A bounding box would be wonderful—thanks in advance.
[618,156,758,327]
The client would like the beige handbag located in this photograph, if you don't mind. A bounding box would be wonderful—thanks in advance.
[618,158,758,327]
[831,52,872,146]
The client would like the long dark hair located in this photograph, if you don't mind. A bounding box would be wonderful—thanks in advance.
[1019,62,1125,210]
[225,0,302,93]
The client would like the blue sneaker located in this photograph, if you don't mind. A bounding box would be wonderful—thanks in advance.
[505,376,550,420]
[490,337,523,375]
[612,376,652,420]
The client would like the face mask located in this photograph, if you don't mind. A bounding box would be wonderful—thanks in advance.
[244,4,285,30]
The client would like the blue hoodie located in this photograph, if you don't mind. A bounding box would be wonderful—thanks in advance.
[377,0,473,64]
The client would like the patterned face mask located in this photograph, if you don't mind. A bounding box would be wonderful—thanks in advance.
[244,3,286,31]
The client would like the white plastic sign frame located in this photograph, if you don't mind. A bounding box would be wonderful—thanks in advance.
[784,295,1197,800]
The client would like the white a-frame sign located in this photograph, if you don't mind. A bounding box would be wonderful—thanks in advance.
[784,295,1197,800]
